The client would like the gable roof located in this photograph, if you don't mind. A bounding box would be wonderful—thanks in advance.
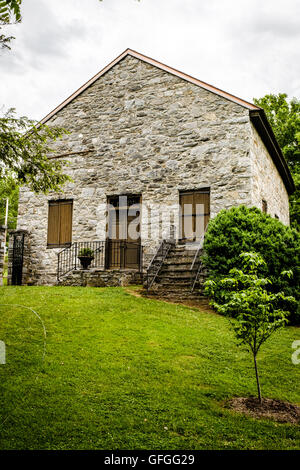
[41,48,259,124]
[40,48,294,194]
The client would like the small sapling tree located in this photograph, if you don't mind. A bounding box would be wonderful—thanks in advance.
[205,252,295,403]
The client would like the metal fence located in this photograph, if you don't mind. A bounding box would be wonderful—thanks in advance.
[57,240,143,280]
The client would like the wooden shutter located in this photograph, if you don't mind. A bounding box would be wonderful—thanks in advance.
[180,189,210,241]
[59,201,73,246]
[47,200,73,247]
[47,202,60,247]
[194,191,210,233]
[180,192,194,240]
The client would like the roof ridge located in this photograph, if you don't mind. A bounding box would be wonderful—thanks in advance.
[39,48,259,125]
[126,48,259,110]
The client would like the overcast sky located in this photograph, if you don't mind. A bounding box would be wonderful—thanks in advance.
[1,0,299,121]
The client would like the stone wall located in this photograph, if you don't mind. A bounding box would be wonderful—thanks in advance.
[57,269,142,287]
[249,123,290,225]
[16,55,290,285]
[0,226,6,286]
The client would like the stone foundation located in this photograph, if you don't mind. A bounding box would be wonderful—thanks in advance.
[57,269,142,287]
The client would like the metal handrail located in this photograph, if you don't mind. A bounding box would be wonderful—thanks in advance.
[190,234,205,271]
[57,243,75,280]
[57,242,74,256]
[147,239,164,271]
[190,229,207,292]
[146,239,172,291]
[191,258,204,293]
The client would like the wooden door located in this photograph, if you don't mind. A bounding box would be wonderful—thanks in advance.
[107,195,141,269]
[179,189,210,241]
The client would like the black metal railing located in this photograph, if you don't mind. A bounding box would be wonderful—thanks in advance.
[106,240,143,271]
[57,241,105,280]
[57,240,143,280]
[146,239,173,291]
[11,232,25,285]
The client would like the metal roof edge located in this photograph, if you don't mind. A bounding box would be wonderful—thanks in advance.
[250,109,295,194]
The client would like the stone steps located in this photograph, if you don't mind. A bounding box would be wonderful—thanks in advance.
[156,274,193,282]
[160,266,196,273]
[155,285,205,294]
[143,243,206,300]
[170,249,197,256]
[145,293,203,301]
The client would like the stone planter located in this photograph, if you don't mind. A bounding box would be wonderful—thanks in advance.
[78,255,94,270]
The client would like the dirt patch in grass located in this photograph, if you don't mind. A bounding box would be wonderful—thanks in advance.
[151,296,215,314]
[228,397,300,424]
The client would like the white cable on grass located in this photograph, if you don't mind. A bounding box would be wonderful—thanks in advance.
[0,303,47,360]
[0,303,47,427]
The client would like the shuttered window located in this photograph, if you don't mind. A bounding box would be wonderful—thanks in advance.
[179,189,210,241]
[47,200,73,248]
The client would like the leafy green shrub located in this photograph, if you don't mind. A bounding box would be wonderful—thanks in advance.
[78,247,94,257]
[203,205,300,324]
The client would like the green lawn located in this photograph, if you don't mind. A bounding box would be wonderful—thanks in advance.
[0,286,299,450]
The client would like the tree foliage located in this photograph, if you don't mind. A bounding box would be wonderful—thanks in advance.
[203,205,300,324]
[0,108,71,193]
[254,93,300,229]
[0,174,18,230]
[0,0,22,50]
[254,93,300,169]
[205,252,292,402]
[0,0,21,23]
[1,2,71,197]
[0,29,12,49]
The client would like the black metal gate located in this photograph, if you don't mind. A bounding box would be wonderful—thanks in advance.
[11,233,25,285]
[106,240,142,270]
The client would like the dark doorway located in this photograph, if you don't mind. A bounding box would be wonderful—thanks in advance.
[179,189,210,241]
[106,195,141,269]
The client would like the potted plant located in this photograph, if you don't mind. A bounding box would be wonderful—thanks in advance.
[78,247,94,269]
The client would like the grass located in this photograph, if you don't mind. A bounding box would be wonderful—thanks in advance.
[0,285,299,450]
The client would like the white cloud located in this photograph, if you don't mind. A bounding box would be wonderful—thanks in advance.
[0,0,299,121]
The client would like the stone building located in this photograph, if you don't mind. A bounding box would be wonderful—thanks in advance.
[9,49,294,288]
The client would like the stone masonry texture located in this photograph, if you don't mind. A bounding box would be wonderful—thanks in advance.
[16,55,290,285]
